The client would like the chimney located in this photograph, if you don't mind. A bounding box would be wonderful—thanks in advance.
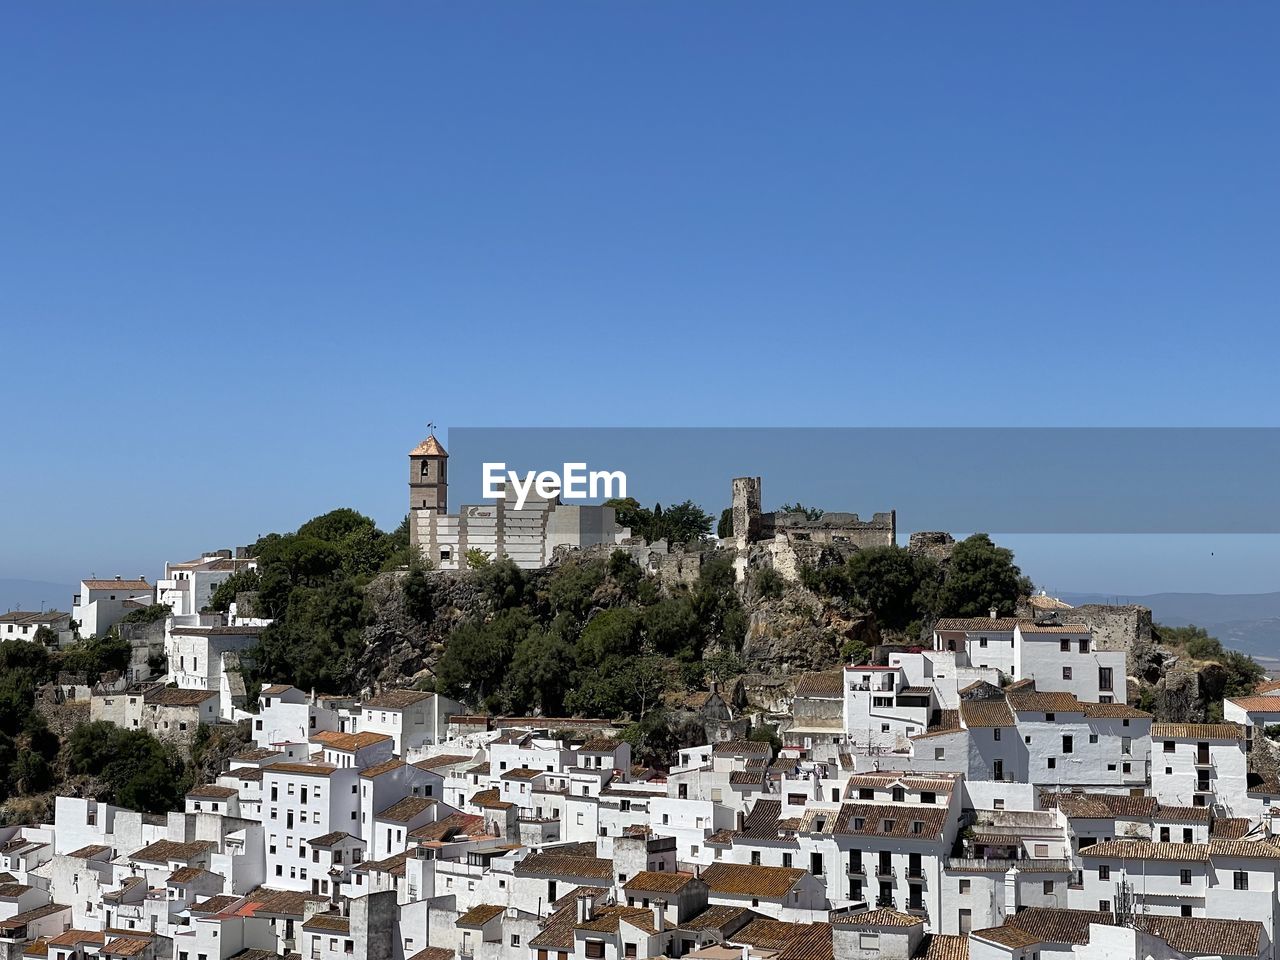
[652,899,666,933]
[989,606,998,620]
[576,894,593,924]
[115,576,122,581]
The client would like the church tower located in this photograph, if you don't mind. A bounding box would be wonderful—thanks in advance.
[409,432,448,514]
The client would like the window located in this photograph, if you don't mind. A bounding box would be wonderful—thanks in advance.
[1234,871,1249,890]
[1089,734,1099,744]
[1180,869,1192,885]
[1043,880,1054,895]
[959,879,971,894]
[1078,639,1089,653]
[1045,713,1055,722]
[1062,735,1073,754]
[1098,667,1113,691]
[1099,866,1110,880]
[782,853,792,868]
[1062,667,1072,680]
[993,728,1001,742]
[1047,758,1056,769]
[1164,740,1177,753]
[1060,640,1070,652]
[511,936,522,947]
[585,942,606,959]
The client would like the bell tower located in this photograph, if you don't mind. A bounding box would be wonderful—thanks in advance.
[409,429,448,515]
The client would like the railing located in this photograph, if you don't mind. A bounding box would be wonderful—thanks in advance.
[874,896,896,909]
[907,903,928,917]
[906,867,925,880]
[846,863,865,876]
[875,865,897,879]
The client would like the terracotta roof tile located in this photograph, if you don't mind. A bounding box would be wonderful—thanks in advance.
[794,671,844,699]
[700,862,806,898]
[456,904,504,927]
[363,689,433,709]
[1152,722,1247,739]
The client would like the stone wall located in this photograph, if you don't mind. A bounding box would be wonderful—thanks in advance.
[34,696,89,738]
[907,531,956,563]
[1053,604,1152,653]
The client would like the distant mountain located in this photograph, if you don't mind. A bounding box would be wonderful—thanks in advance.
[1060,591,1280,660]
[0,579,75,615]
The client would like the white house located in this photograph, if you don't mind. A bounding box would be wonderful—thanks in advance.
[359,689,463,755]
[0,609,73,647]
[156,551,254,618]
[72,577,153,638]
[1149,722,1250,815]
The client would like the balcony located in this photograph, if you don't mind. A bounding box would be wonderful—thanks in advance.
[907,903,928,918]
[874,865,897,879]
[906,867,925,881]
[1195,753,1212,767]
[846,863,866,877]
[874,896,896,909]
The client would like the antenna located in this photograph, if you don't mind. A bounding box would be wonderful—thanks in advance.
[1114,875,1134,925]
[426,421,437,434]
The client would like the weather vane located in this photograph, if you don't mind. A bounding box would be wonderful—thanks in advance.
[426,421,436,435]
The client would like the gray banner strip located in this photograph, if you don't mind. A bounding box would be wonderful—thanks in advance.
[445,428,1280,534]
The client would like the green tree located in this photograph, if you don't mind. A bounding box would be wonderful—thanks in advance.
[622,707,679,766]
[121,603,173,625]
[475,558,531,610]
[66,722,190,815]
[779,503,824,520]
[658,501,714,545]
[933,534,1032,618]
[402,562,435,623]
[717,508,734,539]
[208,568,262,614]
[546,559,608,625]
[747,721,782,756]
[254,580,369,693]
[59,634,131,680]
[643,598,700,659]
[466,548,492,569]
[436,609,533,706]
[506,626,574,715]
[844,546,939,632]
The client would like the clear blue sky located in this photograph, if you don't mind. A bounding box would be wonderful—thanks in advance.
[2,3,1277,594]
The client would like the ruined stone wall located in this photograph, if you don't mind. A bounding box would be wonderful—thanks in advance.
[35,696,89,738]
[732,477,762,545]
[907,531,956,563]
[1057,604,1152,653]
